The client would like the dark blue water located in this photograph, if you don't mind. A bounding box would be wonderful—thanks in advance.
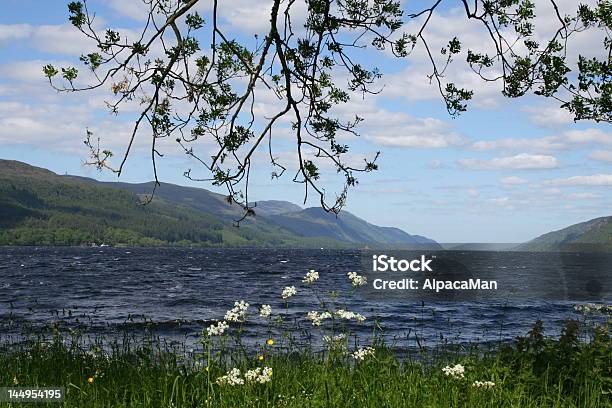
[0,247,606,347]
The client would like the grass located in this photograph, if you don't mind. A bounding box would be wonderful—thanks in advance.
[0,319,609,408]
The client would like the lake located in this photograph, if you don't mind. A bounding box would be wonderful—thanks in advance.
[0,247,608,348]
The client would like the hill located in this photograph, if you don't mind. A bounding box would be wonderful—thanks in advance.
[518,216,612,251]
[0,160,437,248]
[270,207,438,247]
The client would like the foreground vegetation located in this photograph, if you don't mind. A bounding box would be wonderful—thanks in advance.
[0,318,610,408]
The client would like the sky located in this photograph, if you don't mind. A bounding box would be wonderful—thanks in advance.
[0,0,610,243]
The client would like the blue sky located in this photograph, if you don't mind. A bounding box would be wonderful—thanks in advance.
[0,0,610,243]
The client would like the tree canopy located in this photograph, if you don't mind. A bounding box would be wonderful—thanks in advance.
[44,0,612,222]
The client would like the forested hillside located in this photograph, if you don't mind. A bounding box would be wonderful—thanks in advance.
[0,161,343,247]
[519,216,612,252]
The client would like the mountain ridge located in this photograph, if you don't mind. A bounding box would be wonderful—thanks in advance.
[519,216,612,251]
[0,159,438,248]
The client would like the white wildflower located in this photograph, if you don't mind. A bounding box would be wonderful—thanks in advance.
[259,304,272,318]
[573,304,591,313]
[281,286,297,299]
[573,303,611,314]
[335,309,351,320]
[472,380,495,389]
[306,311,332,326]
[225,300,249,323]
[442,364,465,379]
[260,367,273,382]
[244,368,260,382]
[206,321,229,336]
[323,333,346,343]
[323,334,347,352]
[335,309,366,322]
[256,367,272,384]
[302,269,320,284]
[352,346,375,361]
[347,271,367,287]
[216,368,244,386]
[244,367,273,384]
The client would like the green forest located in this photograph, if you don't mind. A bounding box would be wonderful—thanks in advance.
[0,177,227,246]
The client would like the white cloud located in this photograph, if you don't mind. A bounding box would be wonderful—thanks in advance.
[564,129,612,145]
[373,131,463,148]
[501,176,529,185]
[368,116,464,148]
[107,0,150,21]
[192,0,308,33]
[31,24,98,55]
[0,104,88,152]
[471,136,564,152]
[382,65,503,110]
[523,104,575,127]
[470,129,612,153]
[0,60,63,84]
[0,100,158,155]
[218,1,290,32]
[459,153,559,170]
[0,24,32,42]
[1,24,95,56]
[546,174,612,186]
[324,95,465,149]
[589,150,612,163]
[0,23,144,57]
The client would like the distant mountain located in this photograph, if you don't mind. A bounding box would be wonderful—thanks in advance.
[518,216,612,251]
[0,159,437,248]
[442,243,517,251]
[270,207,439,247]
